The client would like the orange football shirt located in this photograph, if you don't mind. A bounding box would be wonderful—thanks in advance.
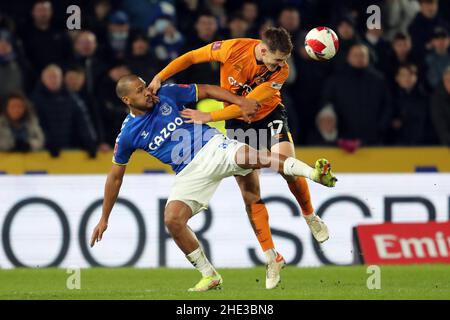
[157,38,289,122]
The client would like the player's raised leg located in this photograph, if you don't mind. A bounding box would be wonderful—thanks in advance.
[164,200,222,291]
[271,141,330,243]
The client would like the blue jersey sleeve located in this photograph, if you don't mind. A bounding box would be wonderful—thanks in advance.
[112,133,135,165]
[159,84,198,107]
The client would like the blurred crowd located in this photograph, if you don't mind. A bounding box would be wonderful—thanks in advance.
[0,0,449,157]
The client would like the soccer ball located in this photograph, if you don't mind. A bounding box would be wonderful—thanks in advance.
[304,27,339,61]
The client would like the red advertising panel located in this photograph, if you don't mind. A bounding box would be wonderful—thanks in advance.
[355,222,450,264]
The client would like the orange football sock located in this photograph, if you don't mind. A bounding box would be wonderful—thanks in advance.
[249,202,274,252]
[288,177,314,215]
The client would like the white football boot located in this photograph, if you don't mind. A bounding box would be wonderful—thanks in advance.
[304,214,329,243]
[266,252,286,289]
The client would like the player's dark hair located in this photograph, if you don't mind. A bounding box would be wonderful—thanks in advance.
[262,27,293,54]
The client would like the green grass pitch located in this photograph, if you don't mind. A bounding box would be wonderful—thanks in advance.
[0,265,449,300]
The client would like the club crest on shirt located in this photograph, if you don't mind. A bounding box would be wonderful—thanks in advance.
[160,103,172,116]
[212,41,223,50]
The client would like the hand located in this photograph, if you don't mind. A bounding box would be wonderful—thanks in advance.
[90,219,108,247]
[148,75,162,94]
[180,108,212,124]
[150,94,160,104]
[238,98,260,123]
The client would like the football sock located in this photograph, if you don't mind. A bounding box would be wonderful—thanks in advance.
[264,248,277,263]
[287,177,314,216]
[250,202,274,252]
[283,157,313,179]
[186,246,217,277]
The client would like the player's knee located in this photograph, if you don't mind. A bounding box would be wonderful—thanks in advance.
[164,211,185,232]
[242,192,262,207]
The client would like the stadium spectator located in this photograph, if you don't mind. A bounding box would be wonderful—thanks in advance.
[294,31,334,145]
[32,64,97,157]
[19,0,72,72]
[126,33,163,82]
[64,65,107,151]
[425,27,450,89]
[384,0,420,40]
[175,0,201,37]
[174,11,220,85]
[0,92,44,152]
[0,30,23,98]
[225,14,249,39]
[278,6,302,44]
[84,0,111,49]
[149,16,185,64]
[205,0,227,30]
[383,32,423,90]
[97,61,131,147]
[333,15,361,71]
[320,44,392,145]
[431,66,450,146]
[408,0,449,58]
[362,27,391,72]
[121,0,175,31]
[388,64,429,145]
[307,105,338,146]
[241,0,260,38]
[71,31,108,97]
[105,11,131,61]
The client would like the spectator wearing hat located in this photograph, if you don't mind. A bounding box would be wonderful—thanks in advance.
[149,16,185,65]
[425,27,450,89]
[306,104,338,146]
[431,66,450,146]
[106,10,131,60]
[0,30,24,98]
[408,0,449,58]
[0,92,44,152]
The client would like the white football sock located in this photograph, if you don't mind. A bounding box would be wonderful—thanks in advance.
[283,157,313,178]
[264,248,277,263]
[186,246,217,277]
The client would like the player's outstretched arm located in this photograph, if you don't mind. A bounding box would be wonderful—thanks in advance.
[149,45,215,94]
[180,84,259,123]
[90,164,126,247]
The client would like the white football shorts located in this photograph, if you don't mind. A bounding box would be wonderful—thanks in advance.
[167,134,252,215]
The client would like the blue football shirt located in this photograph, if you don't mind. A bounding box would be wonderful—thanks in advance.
[112,84,220,174]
